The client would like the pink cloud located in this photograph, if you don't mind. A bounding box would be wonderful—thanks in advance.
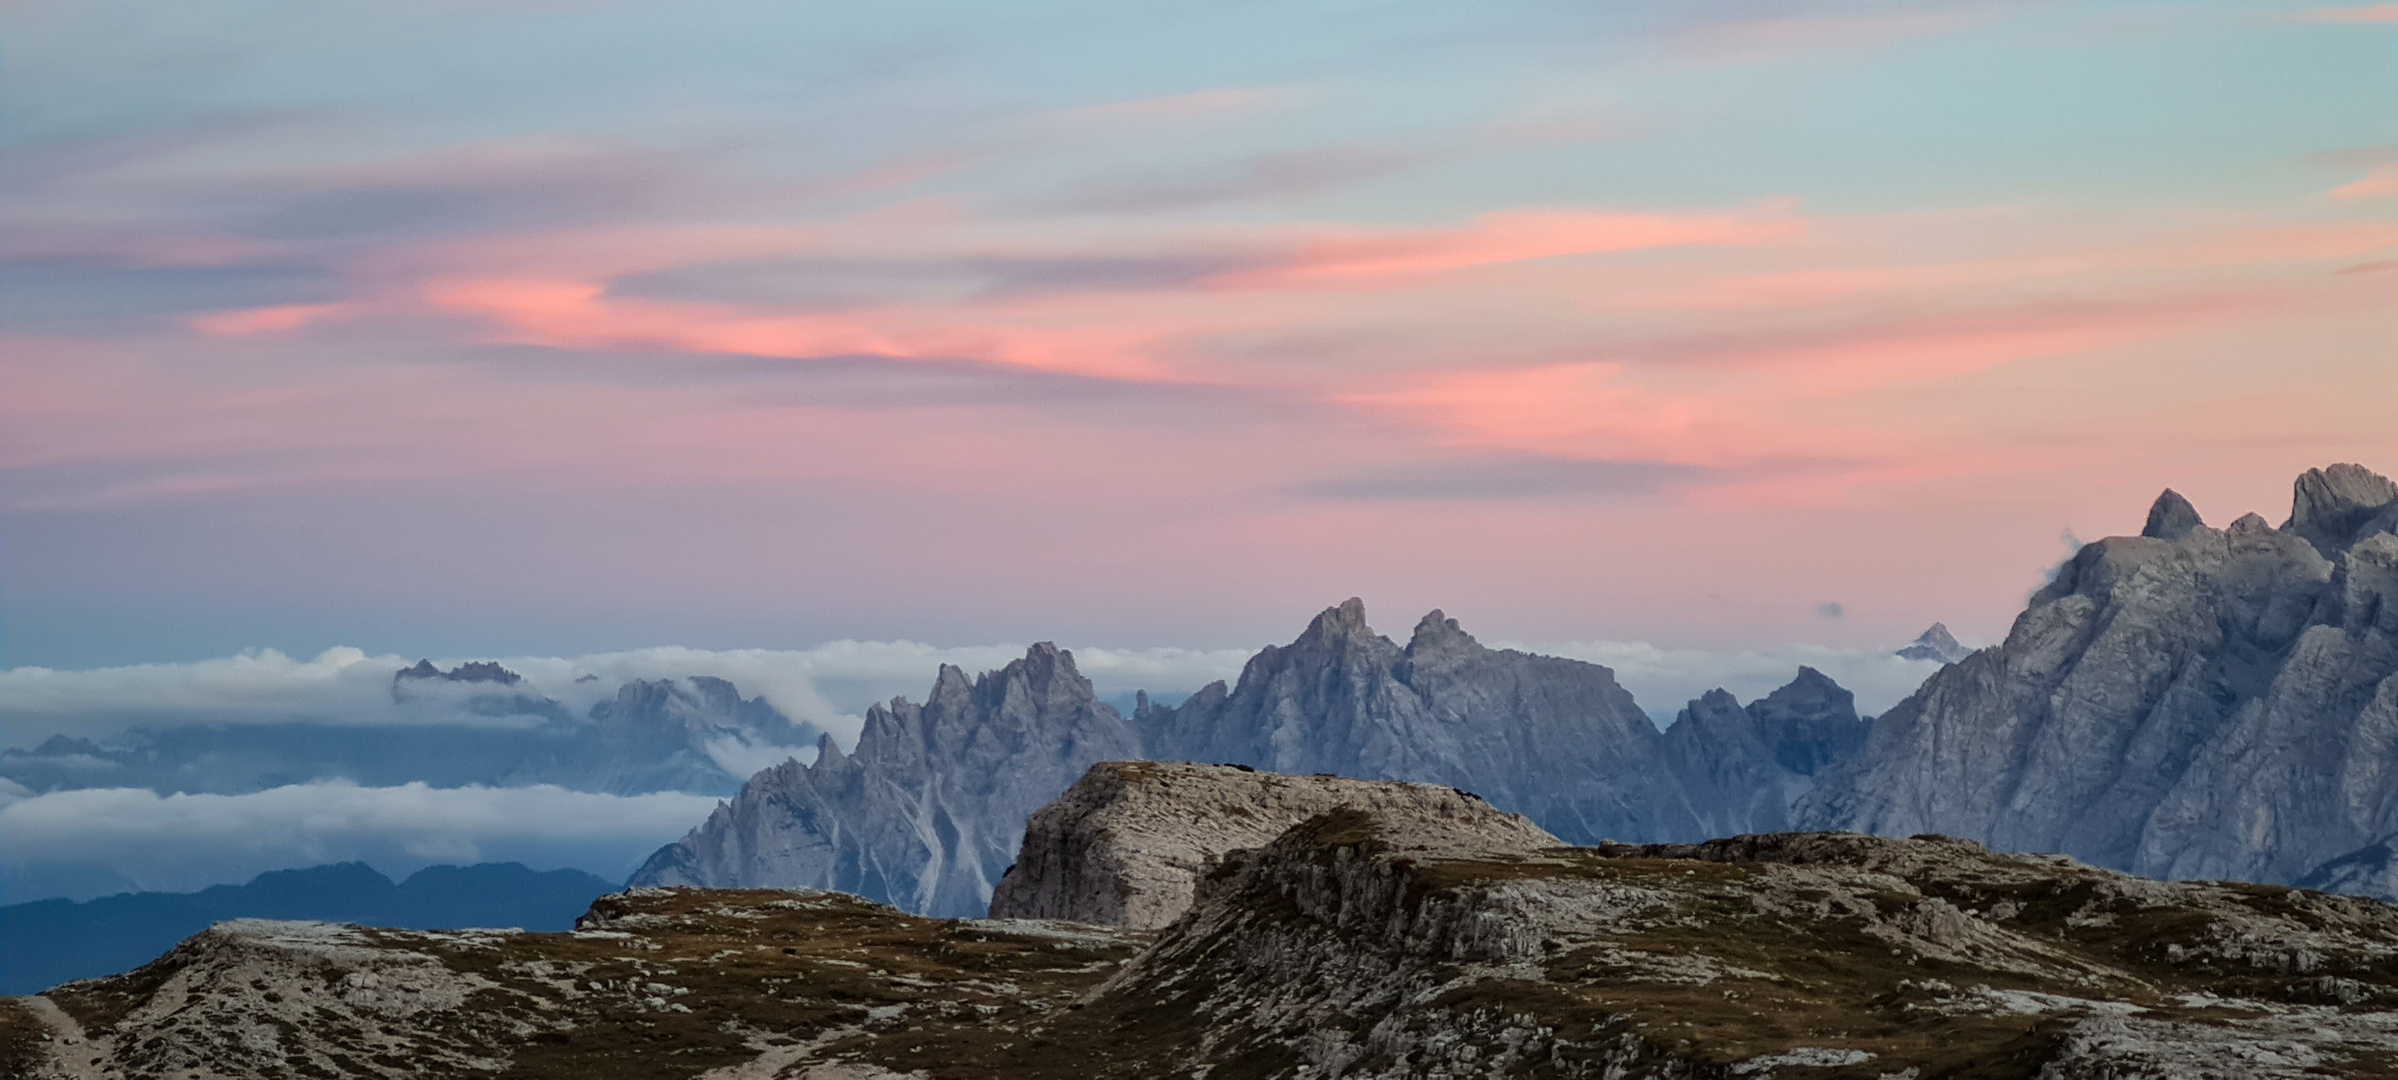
[419,276,1179,382]
[188,303,358,337]
[2296,4,2398,23]
[2331,168,2398,199]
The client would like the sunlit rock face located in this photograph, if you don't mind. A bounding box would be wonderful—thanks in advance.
[987,760,1525,928]
[629,643,1140,918]
[1800,464,2398,902]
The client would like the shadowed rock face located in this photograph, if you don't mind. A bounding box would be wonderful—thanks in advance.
[628,644,1140,918]
[1133,600,1701,845]
[1799,463,2398,900]
[1659,666,1868,838]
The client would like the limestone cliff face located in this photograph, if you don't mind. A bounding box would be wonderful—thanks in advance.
[628,644,1139,917]
[1658,666,1868,838]
[1134,600,1700,845]
[987,761,1544,928]
[1799,464,2398,899]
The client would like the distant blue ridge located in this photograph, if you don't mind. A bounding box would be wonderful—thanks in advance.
[0,861,617,995]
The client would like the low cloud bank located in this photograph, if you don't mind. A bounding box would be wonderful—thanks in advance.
[0,781,718,899]
[2,635,1951,749]
[0,643,1260,750]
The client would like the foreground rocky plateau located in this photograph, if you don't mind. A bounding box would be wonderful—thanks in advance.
[12,763,2398,1079]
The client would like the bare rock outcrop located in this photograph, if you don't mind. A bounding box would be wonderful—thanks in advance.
[1799,463,2398,900]
[1086,805,2398,1078]
[629,644,1139,917]
[987,761,1551,927]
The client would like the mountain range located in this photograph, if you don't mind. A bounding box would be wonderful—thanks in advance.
[634,462,2398,917]
[0,862,615,996]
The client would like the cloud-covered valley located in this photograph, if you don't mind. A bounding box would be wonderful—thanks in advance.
[0,781,718,899]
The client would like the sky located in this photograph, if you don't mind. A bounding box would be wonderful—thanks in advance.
[4,0,2393,674]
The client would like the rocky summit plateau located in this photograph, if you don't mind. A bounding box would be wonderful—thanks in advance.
[13,763,2398,1079]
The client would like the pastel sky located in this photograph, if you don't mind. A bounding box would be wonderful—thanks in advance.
[3,0,2392,670]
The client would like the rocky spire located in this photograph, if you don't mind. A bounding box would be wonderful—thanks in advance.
[2285,463,2398,555]
[1404,608,1479,656]
[2141,488,2205,540]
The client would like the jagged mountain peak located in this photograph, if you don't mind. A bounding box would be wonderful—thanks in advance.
[630,643,1138,916]
[1293,596,1378,647]
[2142,487,2205,539]
[1799,463,2398,897]
[1140,600,1692,845]
[1754,664,1857,716]
[393,659,523,686]
[2287,462,2398,554]
[1404,607,1481,655]
[1895,622,1971,664]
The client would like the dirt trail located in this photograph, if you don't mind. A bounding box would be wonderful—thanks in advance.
[22,995,115,1080]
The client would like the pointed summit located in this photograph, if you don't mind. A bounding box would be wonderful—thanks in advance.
[1895,623,1970,664]
[2141,488,2204,540]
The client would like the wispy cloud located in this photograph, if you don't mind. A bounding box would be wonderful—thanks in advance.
[2294,4,2398,23]
[1223,203,1806,286]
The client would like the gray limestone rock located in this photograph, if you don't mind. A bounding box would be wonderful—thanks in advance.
[1133,600,1701,845]
[2300,836,2398,905]
[1658,666,1868,838]
[1799,463,2398,900]
[628,644,1140,917]
[987,760,1544,927]
[2142,487,2206,540]
[2288,462,2398,555]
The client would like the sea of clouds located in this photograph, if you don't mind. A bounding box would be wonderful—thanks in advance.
[0,634,1955,900]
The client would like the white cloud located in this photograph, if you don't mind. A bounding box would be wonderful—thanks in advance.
[2,633,1947,750]
[0,642,1257,751]
[0,781,719,896]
